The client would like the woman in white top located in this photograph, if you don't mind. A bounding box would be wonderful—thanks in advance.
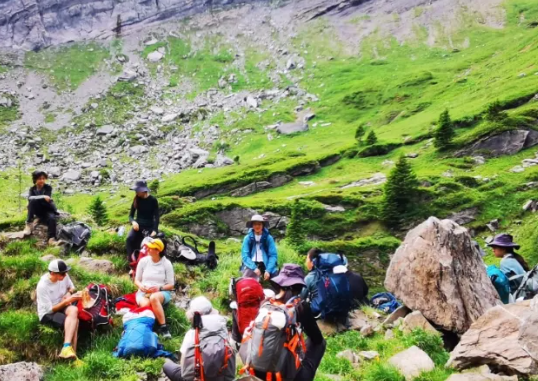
[135,238,175,339]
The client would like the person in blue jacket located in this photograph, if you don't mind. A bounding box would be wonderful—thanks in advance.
[488,233,530,292]
[241,214,278,281]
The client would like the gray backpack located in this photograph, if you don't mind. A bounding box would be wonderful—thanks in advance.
[239,298,306,381]
[181,314,236,381]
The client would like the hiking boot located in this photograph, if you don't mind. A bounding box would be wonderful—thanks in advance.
[48,238,59,246]
[159,325,172,340]
[58,346,77,360]
[23,223,33,236]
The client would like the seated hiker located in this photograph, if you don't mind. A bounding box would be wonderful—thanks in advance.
[163,296,236,381]
[126,180,160,261]
[241,214,278,281]
[36,259,82,360]
[302,248,369,321]
[24,170,59,245]
[240,264,326,381]
[488,234,530,293]
[135,238,174,339]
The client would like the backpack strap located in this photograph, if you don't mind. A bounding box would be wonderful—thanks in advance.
[193,313,205,381]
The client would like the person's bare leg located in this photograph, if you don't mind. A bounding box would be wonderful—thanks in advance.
[138,297,151,308]
[72,318,79,352]
[64,306,79,347]
[150,293,166,325]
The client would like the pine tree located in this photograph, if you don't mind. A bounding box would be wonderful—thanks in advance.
[286,200,308,251]
[355,125,366,140]
[366,130,378,145]
[88,196,109,226]
[434,109,455,151]
[149,179,160,194]
[382,156,419,228]
[485,100,506,121]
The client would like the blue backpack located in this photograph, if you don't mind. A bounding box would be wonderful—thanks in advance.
[371,293,400,314]
[310,253,351,319]
[487,265,510,304]
[113,316,172,359]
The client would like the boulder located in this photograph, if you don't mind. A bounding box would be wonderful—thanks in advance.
[341,173,386,189]
[388,346,435,380]
[348,310,369,331]
[400,311,440,335]
[147,51,164,62]
[448,208,479,225]
[336,349,359,364]
[447,300,537,376]
[519,295,538,361]
[456,129,538,158]
[161,113,178,123]
[215,207,256,235]
[385,217,500,333]
[276,121,308,135]
[96,125,114,135]
[383,305,412,326]
[446,365,518,381]
[61,169,81,182]
[130,145,149,154]
[0,362,44,381]
[360,324,374,337]
[215,154,234,167]
[118,69,137,82]
[77,257,115,273]
[358,351,379,361]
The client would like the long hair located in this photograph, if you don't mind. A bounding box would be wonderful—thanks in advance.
[510,250,530,272]
[133,195,138,210]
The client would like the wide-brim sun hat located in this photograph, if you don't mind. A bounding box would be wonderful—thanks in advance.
[131,180,150,193]
[271,264,306,288]
[487,233,520,250]
[186,296,218,320]
[146,238,165,252]
[48,259,71,273]
[246,214,269,228]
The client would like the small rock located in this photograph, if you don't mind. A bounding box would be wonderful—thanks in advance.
[360,324,374,337]
[388,346,435,380]
[62,170,82,182]
[118,70,137,82]
[286,58,297,70]
[336,349,359,364]
[40,254,57,262]
[246,95,258,108]
[510,165,525,173]
[147,51,164,62]
[276,121,308,135]
[96,125,115,135]
[358,351,379,361]
[78,257,115,273]
[471,156,485,165]
[385,329,395,340]
[130,145,149,155]
[400,311,440,335]
[0,362,44,381]
[406,153,419,158]
[150,106,164,115]
[161,113,178,123]
[324,205,346,213]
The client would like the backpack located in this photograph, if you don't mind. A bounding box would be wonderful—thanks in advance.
[129,237,152,280]
[57,222,91,254]
[232,277,265,339]
[77,283,115,330]
[513,264,538,301]
[182,314,236,381]
[167,236,219,270]
[487,265,510,304]
[370,292,400,314]
[310,253,351,319]
[239,298,306,380]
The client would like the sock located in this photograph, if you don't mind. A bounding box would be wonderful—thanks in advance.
[63,343,71,348]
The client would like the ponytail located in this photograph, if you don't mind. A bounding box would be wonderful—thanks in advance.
[511,252,530,272]
[133,196,138,210]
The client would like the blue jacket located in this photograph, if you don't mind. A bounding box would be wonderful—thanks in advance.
[241,228,278,275]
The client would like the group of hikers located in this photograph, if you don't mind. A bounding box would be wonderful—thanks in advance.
[26,171,538,380]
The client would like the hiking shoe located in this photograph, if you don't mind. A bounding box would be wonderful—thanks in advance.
[23,223,33,236]
[159,325,172,340]
[58,346,77,360]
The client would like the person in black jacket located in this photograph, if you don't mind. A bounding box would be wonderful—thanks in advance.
[126,180,160,260]
[253,264,326,381]
[24,170,59,245]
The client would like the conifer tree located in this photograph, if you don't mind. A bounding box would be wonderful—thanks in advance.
[382,156,419,228]
[434,109,455,151]
[366,130,378,145]
[88,196,109,226]
[286,199,308,251]
[355,125,366,140]
[149,179,160,194]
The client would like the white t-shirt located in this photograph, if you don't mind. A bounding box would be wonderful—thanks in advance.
[135,256,175,289]
[252,234,263,262]
[36,273,75,321]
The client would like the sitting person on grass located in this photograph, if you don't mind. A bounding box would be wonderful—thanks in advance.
[24,170,60,245]
[36,259,82,360]
[488,233,530,292]
[240,214,278,281]
[135,238,175,339]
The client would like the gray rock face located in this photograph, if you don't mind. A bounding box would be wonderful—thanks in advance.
[456,129,538,157]
[0,0,269,50]
[230,181,273,197]
[277,121,309,135]
[0,362,44,381]
[385,217,500,334]
[446,365,518,381]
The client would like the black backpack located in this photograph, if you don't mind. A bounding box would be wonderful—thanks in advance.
[57,222,92,254]
[167,236,219,270]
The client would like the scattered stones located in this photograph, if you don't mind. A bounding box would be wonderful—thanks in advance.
[96,125,115,135]
[150,106,164,115]
[161,113,178,123]
[130,145,149,154]
[0,362,44,381]
[341,173,386,189]
[389,346,435,380]
[385,217,500,334]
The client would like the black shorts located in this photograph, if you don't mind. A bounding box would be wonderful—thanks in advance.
[40,311,67,330]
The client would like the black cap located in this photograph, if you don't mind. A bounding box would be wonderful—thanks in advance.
[130,180,150,193]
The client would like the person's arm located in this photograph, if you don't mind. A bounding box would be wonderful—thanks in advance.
[241,236,256,270]
[44,185,53,198]
[134,259,147,292]
[161,259,175,291]
[28,187,45,201]
[265,235,278,274]
[153,197,160,232]
[129,202,136,223]
[298,302,324,345]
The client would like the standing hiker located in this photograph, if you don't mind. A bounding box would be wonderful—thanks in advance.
[126,180,160,260]
[135,238,174,339]
[488,233,530,292]
[36,260,82,360]
[241,214,278,281]
[24,170,59,245]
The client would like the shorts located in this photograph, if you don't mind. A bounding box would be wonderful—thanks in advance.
[136,290,172,305]
[40,311,67,330]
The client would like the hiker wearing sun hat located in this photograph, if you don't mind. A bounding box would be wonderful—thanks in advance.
[134,238,175,339]
[126,180,160,261]
[488,233,530,292]
[36,259,82,360]
[241,214,278,281]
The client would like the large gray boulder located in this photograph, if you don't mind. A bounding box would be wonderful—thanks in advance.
[276,121,309,135]
[388,346,435,380]
[519,295,538,362]
[456,129,538,158]
[385,217,500,333]
[0,362,44,381]
[448,300,538,376]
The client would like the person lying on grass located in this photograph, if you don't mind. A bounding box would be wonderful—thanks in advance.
[36,259,82,360]
[134,238,175,339]
[24,170,60,246]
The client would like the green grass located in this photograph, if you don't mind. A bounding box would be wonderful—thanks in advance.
[25,43,110,91]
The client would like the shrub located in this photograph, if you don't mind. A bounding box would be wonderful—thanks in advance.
[86,230,125,254]
[358,143,400,158]
[434,109,454,151]
[88,196,109,226]
[366,130,378,145]
[355,125,366,140]
[485,100,507,121]
[382,156,419,228]
[149,179,160,194]
[363,363,404,381]
[403,329,450,366]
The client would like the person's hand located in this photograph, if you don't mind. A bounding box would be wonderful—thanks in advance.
[264,272,270,281]
[139,285,148,293]
[69,293,82,303]
[150,231,157,237]
[44,196,51,202]
[148,286,160,293]
[132,221,139,231]
[254,268,261,276]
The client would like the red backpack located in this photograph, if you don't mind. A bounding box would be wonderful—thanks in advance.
[232,278,265,338]
[77,283,115,330]
[129,246,149,280]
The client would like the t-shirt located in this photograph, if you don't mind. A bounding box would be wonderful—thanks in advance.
[36,273,75,321]
[251,234,263,262]
[129,195,160,231]
[135,256,174,289]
